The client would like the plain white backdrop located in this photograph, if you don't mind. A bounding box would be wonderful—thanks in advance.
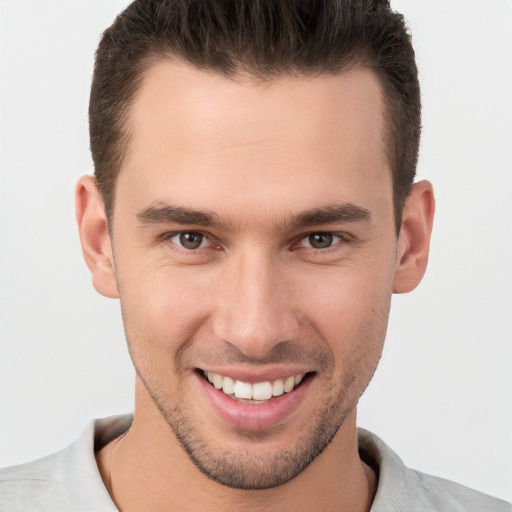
[1,0,511,503]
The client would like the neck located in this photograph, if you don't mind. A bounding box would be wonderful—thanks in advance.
[96,391,376,512]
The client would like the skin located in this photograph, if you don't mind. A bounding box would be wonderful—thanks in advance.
[76,61,434,511]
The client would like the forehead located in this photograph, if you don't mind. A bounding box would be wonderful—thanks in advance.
[117,61,391,226]
[128,61,386,159]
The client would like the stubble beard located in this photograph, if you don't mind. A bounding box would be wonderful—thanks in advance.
[120,287,388,491]
[136,352,380,490]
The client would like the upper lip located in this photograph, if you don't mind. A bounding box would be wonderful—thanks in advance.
[196,366,312,383]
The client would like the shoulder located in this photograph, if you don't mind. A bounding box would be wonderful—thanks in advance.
[0,416,130,512]
[0,450,70,511]
[358,428,511,512]
[405,468,511,512]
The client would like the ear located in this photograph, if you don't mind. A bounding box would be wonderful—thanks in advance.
[75,175,119,299]
[393,181,435,294]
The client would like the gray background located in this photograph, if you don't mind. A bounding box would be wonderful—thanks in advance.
[1,0,511,502]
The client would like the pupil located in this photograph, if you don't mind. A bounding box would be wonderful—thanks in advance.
[180,232,203,249]
[309,233,333,249]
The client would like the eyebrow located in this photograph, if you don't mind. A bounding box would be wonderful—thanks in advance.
[137,203,226,228]
[136,202,371,230]
[290,204,371,228]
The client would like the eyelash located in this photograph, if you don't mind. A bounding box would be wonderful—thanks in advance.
[160,230,351,253]
[295,232,349,250]
[160,231,217,252]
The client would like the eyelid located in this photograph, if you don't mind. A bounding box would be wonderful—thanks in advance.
[159,230,217,250]
[174,232,210,250]
[157,229,352,252]
[293,231,352,249]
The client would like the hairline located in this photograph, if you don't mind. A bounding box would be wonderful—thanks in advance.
[102,53,403,236]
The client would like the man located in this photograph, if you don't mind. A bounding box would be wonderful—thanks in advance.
[0,1,509,511]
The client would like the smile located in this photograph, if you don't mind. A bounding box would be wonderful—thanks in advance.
[204,371,305,402]
[197,369,314,430]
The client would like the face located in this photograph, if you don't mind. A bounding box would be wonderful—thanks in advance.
[109,62,398,489]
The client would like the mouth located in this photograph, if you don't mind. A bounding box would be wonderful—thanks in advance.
[195,367,314,430]
[202,370,308,404]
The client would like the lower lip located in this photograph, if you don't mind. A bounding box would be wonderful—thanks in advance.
[197,373,313,431]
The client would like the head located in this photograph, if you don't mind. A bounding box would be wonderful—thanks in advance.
[89,0,421,233]
[77,0,434,493]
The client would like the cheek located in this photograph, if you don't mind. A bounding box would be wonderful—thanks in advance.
[312,279,391,403]
[117,265,216,361]
[295,261,394,359]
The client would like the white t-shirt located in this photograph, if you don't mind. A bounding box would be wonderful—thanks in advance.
[0,415,510,511]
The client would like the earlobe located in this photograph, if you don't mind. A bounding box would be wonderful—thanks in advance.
[393,181,435,294]
[75,175,119,299]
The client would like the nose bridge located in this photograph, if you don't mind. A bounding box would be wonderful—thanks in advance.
[213,246,298,357]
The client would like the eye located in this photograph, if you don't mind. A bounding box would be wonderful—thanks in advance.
[169,232,210,250]
[298,232,342,249]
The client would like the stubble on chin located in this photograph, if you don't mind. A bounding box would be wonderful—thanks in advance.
[133,340,382,490]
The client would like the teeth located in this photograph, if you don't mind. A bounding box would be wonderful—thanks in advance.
[222,376,235,395]
[213,373,223,389]
[272,379,284,397]
[204,371,306,401]
[252,381,273,400]
[233,380,252,399]
[283,376,295,393]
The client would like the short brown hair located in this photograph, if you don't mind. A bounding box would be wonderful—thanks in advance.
[89,0,420,232]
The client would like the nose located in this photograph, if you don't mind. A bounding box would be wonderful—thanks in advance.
[212,249,299,359]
